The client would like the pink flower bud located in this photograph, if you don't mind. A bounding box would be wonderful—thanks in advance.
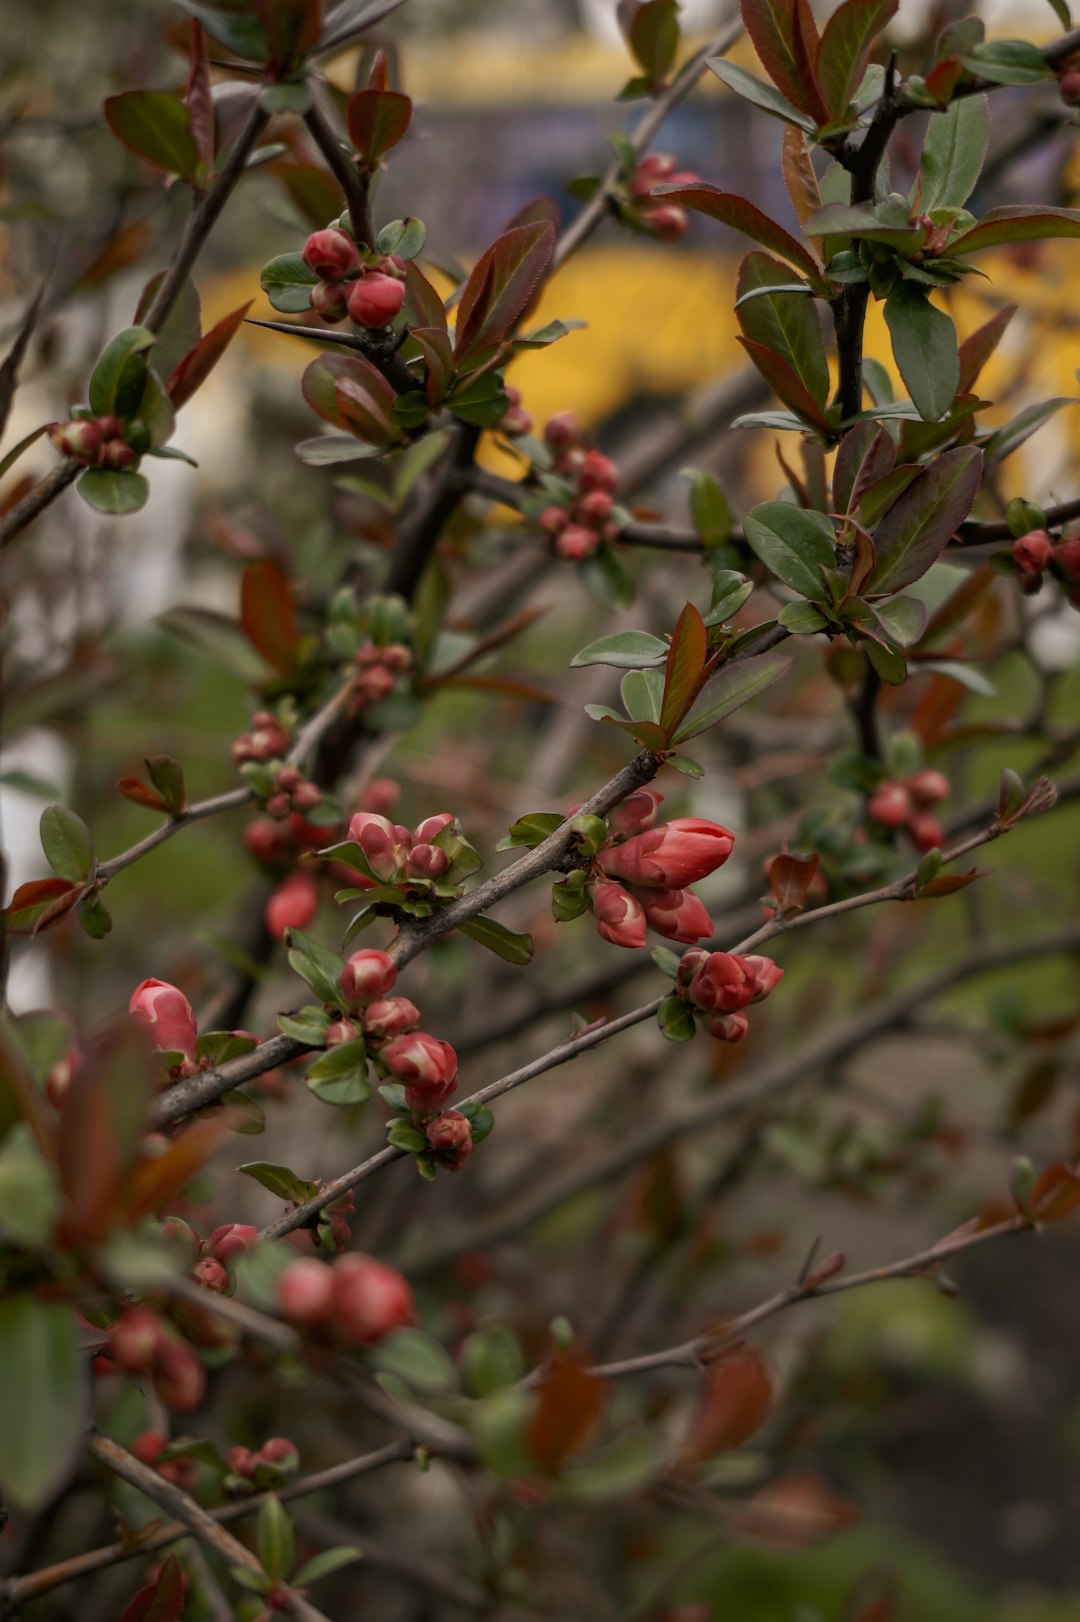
[608,788,664,836]
[49,418,103,463]
[310,280,349,321]
[244,818,291,865]
[326,1017,362,1047]
[577,488,613,525]
[638,886,714,943]
[107,1308,164,1374]
[302,227,360,281]
[152,1338,206,1412]
[642,202,689,241]
[207,1223,258,1262]
[909,812,945,853]
[339,949,397,1009]
[1056,536,1080,581]
[332,1253,415,1344]
[381,643,413,672]
[259,1437,299,1468]
[264,871,319,941]
[739,954,784,1003]
[130,979,198,1062]
[1060,68,1080,105]
[555,523,601,562]
[579,449,618,494]
[590,880,647,949]
[362,996,421,1041]
[700,1010,749,1043]
[275,766,303,793]
[407,841,451,879]
[292,782,322,812]
[265,792,292,820]
[102,438,137,471]
[681,951,757,1014]
[413,812,455,844]
[501,404,533,436]
[226,1445,257,1478]
[133,1430,167,1465]
[96,415,124,439]
[348,811,408,879]
[1013,529,1054,576]
[867,782,912,828]
[359,777,401,815]
[426,1109,474,1169]
[382,1031,458,1107]
[906,768,949,807]
[277,1258,335,1325]
[347,271,406,328]
[630,152,677,197]
[599,818,735,889]
[539,504,569,535]
[543,410,579,448]
[193,1256,229,1293]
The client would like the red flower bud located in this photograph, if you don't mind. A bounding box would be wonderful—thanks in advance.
[277,1257,335,1325]
[738,953,784,1003]
[310,280,349,321]
[555,523,601,561]
[275,766,303,793]
[207,1222,258,1262]
[244,818,291,865]
[347,271,406,328]
[48,418,103,463]
[543,410,579,448]
[96,415,124,439]
[226,1445,257,1478]
[867,781,913,828]
[1013,529,1054,576]
[130,979,198,1061]
[326,1017,362,1047]
[680,951,757,1014]
[193,1256,229,1293]
[382,1031,458,1107]
[413,812,455,844]
[359,777,401,815]
[381,642,413,672]
[332,1253,415,1344]
[259,1437,299,1468]
[501,404,533,436]
[362,996,421,1041]
[630,152,677,197]
[406,841,450,879]
[102,438,137,471]
[906,768,950,807]
[590,879,647,949]
[576,488,613,525]
[642,202,689,241]
[302,227,360,281]
[133,1430,167,1465]
[700,1010,749,1042]
[579,449,618,493]
[608,787,664,836]
[339,948,397,1008]
[265,792,292,819]
[1060,68,1080,105]
[908,812,945,853]
[264,871,319,941]
[347,811,409,879]
[425,1109,474,1169]
[1056,536,1080,581]
[152,1338,206,1412]
[107,1307,164,1374]
[599,818,735,889]
[538,504,569,535]
[637,886,714,943]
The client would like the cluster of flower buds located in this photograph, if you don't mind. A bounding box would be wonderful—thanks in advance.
[497,384,533,438]
[1012,529,1080,608]
[48,413,140,470]
[105,1308,206,1411]
[276,1251,414,1344]
[337,808,481,906]
[671,949,784,1042]
[226,1436,299,1487]
[232,710,291,766]
[626,152,698,241]
[353,639,413,707]
[330,947,464,1114]
[302,226,406,329]
[537,413,621,562]
[867,768,950,853]
[191,1222,258,1295]
[579,790,733,949]
[133,1430,198,1491]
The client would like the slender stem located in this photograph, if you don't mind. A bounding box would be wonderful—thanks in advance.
[0,461,79,550]
[303,96,374,250]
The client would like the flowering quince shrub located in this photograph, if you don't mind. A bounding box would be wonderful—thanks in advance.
[2,0,1080,1617]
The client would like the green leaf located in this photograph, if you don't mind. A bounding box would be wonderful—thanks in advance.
[960,39,1053,86]
[0,1127,58,1248]
[803,202,926,253]
[737,337,831,429]
[707,58,816,130]
[864,637,907,684]
[377,217,428,261]
[918,95,989,212]
[872,594,927,646]
[76,470,150,516]
[87,326,157,418]
[626,0,679,84]
[661,184,828,288]
[40,804,94,883]
[982,398,1079,464]
[869,446,983,592]
[277,1006,331,1045]
[305,1041,371,1106]
[620,666,665,724]
[0,1296,87,1511]
[498,811,564,851]
[104,92,201,184]
[146,755,186,814]
[259,251,318,314]
[296,434,384,466]
[461,1323,525,1396]
[744,502,835,597]
[369,1327,457,1391]
[778,600,828,633]
[286,929,344,1006]
[292,1547,362,1588]
[705,569,753,626]
[444,369,510,428]
[387,1119,426,1152]
[735,251,829,408]
[816,0,899,119]
[257,1496,295,1585]
[234,1240,294,1312]
[458,915,534,964]
[176,0,271,58]
[883,285,959,423]
[658,994,697,1041]
[685,468,733,548]
[239,1161,319,1202]
[671,648,793,743]
[949,205,1080,257]
[79,891,112,940]
[570,631,668,669]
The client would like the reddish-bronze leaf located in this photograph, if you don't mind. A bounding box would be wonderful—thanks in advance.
[741,0,822,117]
[1027,1163,1080,1223]
[122,1118,231,1224]
[731,1469,859,1547]
[790,0,829,125]
[914,868,984,899]
[3,877,82,937]
[346,88,413,167]
[816,0,898,120]
[186,20,214,170]
[527,1351,608,1474]
[166,301,252,409]
[454,222,556,365]
[411,327,455,406]
[924,55,964,106]
[682,1347,773,1463]
[253,0,323,65]
[301,351,402,443]
[766,849,820,913]
[116,778,171,814]
[957,303,1017,394]
[403,262,449,334]
[120,1553,187,1622]
[660,601,708,737]
[781,125,823,230]
[950,206,1080,257]
[661,185,828,287]
[737,337,831,430]
[272,161,345,229]
[240,558,299,673]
